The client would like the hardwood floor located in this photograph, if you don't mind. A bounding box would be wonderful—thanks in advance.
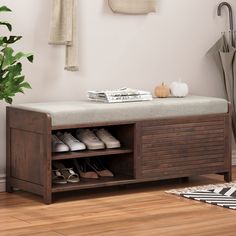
[1,169,236,236]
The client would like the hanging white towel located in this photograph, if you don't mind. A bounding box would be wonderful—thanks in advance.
[49,0,79,71]
[108,0,156,14]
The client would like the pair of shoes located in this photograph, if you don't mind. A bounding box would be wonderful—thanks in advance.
[52,169,67,184]
[76,128,121,150]
[52,132,86,153]
[52,161,80,184]
[52,128,121,152]
[73,158,114,179]
[73,159,98,179]
[87,158,114,177]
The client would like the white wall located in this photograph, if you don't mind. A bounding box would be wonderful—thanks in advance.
[0,0,236,187]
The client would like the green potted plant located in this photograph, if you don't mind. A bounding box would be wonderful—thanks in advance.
[0,5,33,104]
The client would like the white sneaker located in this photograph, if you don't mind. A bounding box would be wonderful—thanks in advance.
[52,134,70,153]
[57,132,86,151]
[95,129,121,149]
[76,129,105,150]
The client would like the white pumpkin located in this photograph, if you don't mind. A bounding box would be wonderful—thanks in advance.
[170,81,189,97]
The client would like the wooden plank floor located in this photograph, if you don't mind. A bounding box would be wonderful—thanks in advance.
[1,169,236,236]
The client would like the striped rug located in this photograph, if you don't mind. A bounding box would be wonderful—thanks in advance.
[166,182,236,210]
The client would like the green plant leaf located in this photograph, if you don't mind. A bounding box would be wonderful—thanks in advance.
[27,54,34,63]
[0,36,22,48]
[0,6,12,12]
[7,63,22,78]
[0,53,3,64]
[0,37,4,46]
[1,47,14,67]
[1,48,33,68]
[0,21,12,31]
[15,75,25,84]
[3,36,22,44]
[4,97,12,104]
[0,5,33,104]
[19,88,24,94]
[15,52,34,63]
[20,82,31,89]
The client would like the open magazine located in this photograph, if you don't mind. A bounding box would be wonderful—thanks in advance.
[88,87,153,103]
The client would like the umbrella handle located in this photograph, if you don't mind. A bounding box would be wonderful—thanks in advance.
[217,2,235,47]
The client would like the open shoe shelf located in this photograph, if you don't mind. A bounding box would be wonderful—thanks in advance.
[52,148,133,161]
[52,175,133,192]
[51,124,135,196]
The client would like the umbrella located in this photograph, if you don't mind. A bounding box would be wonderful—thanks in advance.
[220,37,236,138]
[207,2,236,139]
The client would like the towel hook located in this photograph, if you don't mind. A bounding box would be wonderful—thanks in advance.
[217,2,234,47]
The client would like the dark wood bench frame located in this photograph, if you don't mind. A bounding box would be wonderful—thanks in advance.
[6,105,232,204]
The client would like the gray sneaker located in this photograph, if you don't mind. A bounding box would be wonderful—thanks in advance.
[57,132,86,151]
[52,134,70,152]
[95,128,121,149]
[76,129,105,150]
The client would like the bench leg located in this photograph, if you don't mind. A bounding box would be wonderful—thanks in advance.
[43,192,52,204]
[6,176,13,193]
[224,172,232,183]
[6,182,13,193]
[181,177,189,183]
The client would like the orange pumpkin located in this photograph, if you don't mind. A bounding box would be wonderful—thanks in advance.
[154,83,170,98]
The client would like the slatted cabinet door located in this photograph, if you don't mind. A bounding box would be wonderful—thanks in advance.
[138,114,229,179]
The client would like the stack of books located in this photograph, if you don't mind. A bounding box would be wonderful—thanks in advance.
[88,87,153,103]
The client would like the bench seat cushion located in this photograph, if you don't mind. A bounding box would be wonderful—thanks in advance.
[14,96,228,126]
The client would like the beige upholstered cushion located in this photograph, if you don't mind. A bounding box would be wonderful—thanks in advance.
[14,96,228,127]
[108,0,156,14]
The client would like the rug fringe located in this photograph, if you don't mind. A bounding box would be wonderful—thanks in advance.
[166,181,236,195]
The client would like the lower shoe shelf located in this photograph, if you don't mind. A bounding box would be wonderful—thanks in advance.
[52,175,134,192]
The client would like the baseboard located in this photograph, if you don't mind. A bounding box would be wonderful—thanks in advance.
[233,150,236,166]
[0,174,6,192]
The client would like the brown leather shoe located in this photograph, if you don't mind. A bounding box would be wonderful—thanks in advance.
[73,159,99,179]
[86,158,114,177]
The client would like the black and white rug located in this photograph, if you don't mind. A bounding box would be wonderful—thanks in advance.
[166,182,236,210]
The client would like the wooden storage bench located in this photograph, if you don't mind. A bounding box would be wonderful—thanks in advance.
[6,96,232,204]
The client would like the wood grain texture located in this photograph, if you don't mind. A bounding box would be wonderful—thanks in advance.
[6,106,232,204]
[224,103,232,182]
[10,129,44,185]
[10,178,43,196]
[0,168,236,236]
[52,121,135,131]
[6,108,13,193]
[6,107,52,203]
[7,107,51,134]
[43,114,52,204]
[139,114,229,180]
[52,148,133,161]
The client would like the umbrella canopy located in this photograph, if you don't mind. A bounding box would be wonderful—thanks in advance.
[208,34,236,139]
[207,2,236,139]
